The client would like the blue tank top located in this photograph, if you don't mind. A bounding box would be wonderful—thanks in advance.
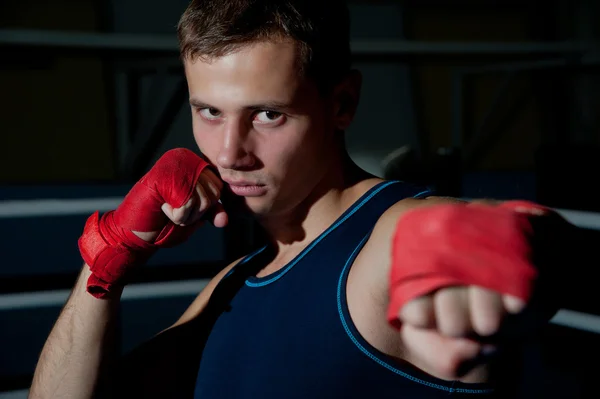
[194,181,495,398]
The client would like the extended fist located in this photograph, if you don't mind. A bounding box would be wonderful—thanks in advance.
[387,200,562,379]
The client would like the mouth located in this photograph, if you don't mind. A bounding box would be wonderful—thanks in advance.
[222,178,260,186]
[222,179,267,197]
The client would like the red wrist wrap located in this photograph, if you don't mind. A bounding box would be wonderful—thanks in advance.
[78,148,210,298]
[387,201,552,329]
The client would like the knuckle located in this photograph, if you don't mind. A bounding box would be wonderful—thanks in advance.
[171,199,195,224]
[400,298,435,328]
[434,288,470,337]
[415,315,436,329]
[439,320,469,338]
[170,212,186,225]
[473,313,502,337]
[403,311,431,328]
[503,295,526,314]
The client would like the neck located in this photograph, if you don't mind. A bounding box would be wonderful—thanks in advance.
[258,149,378,254]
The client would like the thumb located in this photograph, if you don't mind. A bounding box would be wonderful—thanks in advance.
[209,202,229,228]
[401,324,483,380]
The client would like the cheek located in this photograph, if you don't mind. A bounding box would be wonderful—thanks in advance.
[253,135,295,174]
[269,124,327,174]
[192,120,219,164]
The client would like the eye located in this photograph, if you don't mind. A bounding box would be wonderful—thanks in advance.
[198,107,222,121]
[254,110,284,124]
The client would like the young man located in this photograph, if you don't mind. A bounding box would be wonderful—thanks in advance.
[30,1,578,398]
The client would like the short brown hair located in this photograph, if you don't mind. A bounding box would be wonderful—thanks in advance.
[177,0,351,92]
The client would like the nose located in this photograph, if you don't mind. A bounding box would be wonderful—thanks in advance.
[216,119,255,170]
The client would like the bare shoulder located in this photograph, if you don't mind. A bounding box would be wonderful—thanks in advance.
[369,195,465,246]
[170,256,246,328]
[350,196,465,301]
[345,196,466,358]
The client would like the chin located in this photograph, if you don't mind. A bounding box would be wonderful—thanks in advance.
[222,195,272,220]
[244,197,275,217]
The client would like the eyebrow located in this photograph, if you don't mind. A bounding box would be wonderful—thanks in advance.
[189,97,292,112]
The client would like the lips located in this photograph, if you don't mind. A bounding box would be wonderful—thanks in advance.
[222,178,261,187]
[222,178,267,197]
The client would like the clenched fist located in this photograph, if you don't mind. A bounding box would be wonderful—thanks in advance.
[388,200,564,379]
[79,148,228,298]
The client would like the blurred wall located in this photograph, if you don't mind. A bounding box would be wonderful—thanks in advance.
[2,1,583,182]
[0,0,115,182]
[106,1,418,178]
[407,5,545,171]
[1,1,599,394]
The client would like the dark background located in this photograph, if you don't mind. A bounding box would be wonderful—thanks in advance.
[1,0,599,397]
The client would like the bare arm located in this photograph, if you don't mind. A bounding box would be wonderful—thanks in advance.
[28,151,231,398]
[29,266,122,399]
[353,196,571,385]
[29,258,239,399]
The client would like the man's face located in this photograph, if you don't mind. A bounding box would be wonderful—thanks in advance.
[185,40,341,219]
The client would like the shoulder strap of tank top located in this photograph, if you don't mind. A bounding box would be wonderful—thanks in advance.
[202,181,432,322]
[338,180,434,230]
[212,181,430,289]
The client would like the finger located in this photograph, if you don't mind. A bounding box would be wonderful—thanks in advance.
[195,182,213,214]
[210,202,229,228]
[400,324,482,380]
[469,286,505,337]
[502,294,526,314]
[180,183,211,226]
[161,202,175,221]
[399,295,436,329]
[203,169,224,194]
[203,177,221,200]
[434,287,471,337]
[198,170,222,200]
[163,198,194,225]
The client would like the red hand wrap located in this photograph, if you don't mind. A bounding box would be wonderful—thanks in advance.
[387,201,549,329]
[78,148,210,298]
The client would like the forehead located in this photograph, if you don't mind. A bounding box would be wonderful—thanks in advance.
[184,40,313,107]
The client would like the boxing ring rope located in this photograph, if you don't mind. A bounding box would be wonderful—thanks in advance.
[0,279,209,311]
[0,279,598,334]
[0,22,596,399]
[0,29,594,56]
[2,196,600,228]
[0,197,599,334]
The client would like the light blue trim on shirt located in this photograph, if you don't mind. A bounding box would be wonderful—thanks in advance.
[336,237,494,395]
[223,245,268,279]
[245,181,400,288]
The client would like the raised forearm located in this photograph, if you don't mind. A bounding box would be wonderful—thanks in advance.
[29,266,122,399]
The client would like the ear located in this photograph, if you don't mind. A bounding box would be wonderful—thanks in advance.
[332,69,362,131]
